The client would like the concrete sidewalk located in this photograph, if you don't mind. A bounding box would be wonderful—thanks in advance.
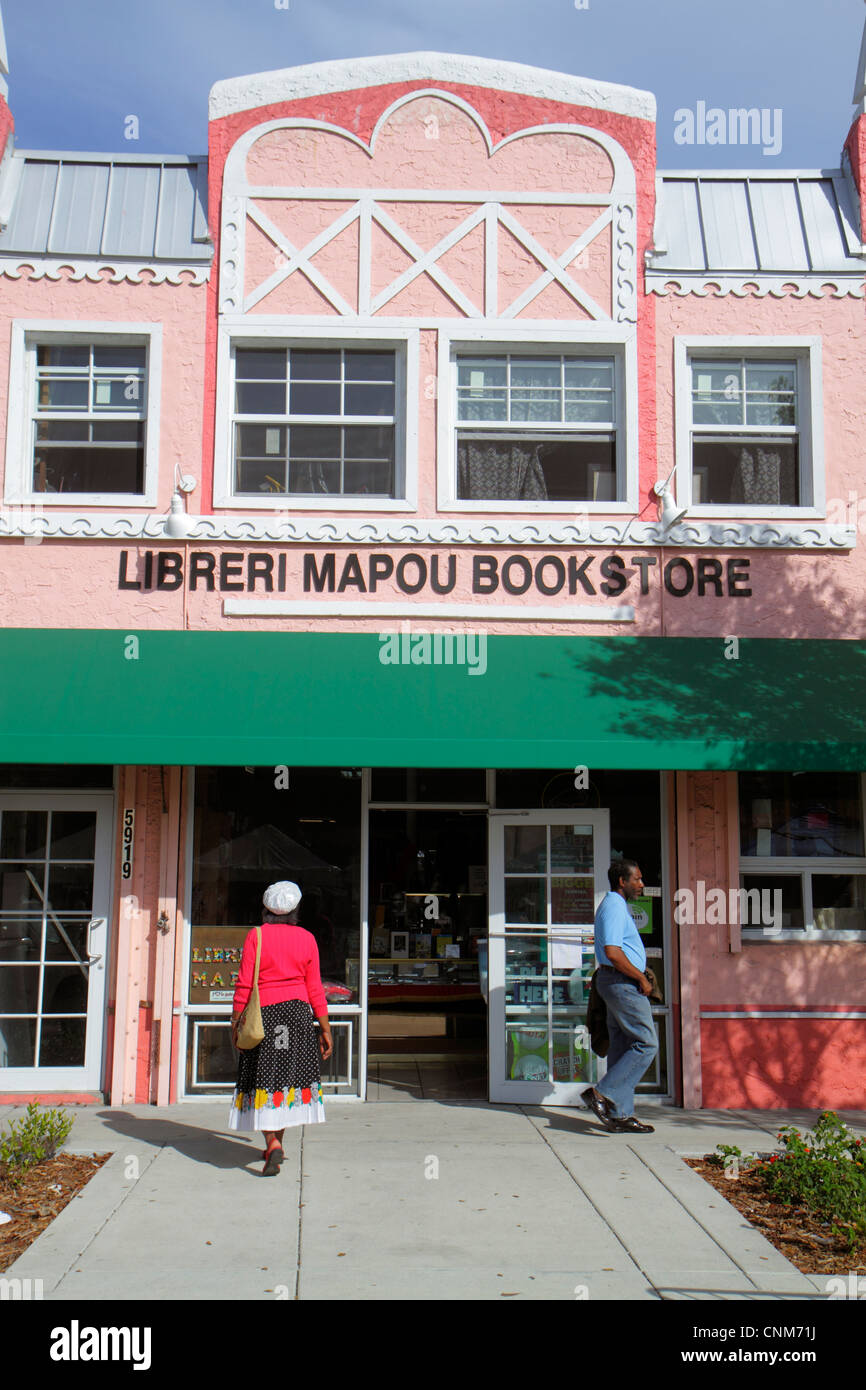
[2,1100,863,1301]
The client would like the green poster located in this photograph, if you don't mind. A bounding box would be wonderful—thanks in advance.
[628,896,653,936]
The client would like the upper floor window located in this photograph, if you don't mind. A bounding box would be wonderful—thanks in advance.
[233,347,397,498]
[690,357,798,505]
[674,337,823,517]
[32,344,147,496]
[455,352,617,503]
[4,323,161,507]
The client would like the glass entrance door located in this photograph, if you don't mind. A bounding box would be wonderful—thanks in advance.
[489,811,610,1104]
[0,794,113,1090]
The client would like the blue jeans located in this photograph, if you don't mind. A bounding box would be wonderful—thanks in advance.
[594,969,658,1119]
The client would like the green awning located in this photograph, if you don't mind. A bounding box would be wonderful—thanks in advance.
[1,630,864,770]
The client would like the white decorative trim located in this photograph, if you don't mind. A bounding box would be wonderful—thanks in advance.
[223,599,635,622]
[221,100,637,324]
[208,52,656,123]
[0,512,854,549]
[0,258,210,285]
[647,274,864,299]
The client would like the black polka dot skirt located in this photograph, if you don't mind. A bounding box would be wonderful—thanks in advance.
[228,999,325,1132]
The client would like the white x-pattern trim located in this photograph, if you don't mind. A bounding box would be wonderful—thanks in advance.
[219,98,638,324]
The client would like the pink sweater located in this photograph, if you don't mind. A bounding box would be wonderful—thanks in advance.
[232,923,328,1018]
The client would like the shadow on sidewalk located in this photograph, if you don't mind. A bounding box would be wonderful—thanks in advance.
[94,1109,269,1173]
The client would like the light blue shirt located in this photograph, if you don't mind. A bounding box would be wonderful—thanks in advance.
[594,891,646,972]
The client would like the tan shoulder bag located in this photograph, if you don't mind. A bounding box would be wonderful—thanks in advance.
[235,926,265,1050]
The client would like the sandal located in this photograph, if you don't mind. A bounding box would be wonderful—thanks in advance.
[260,1147,284,1164]
[262,1146,283,1176]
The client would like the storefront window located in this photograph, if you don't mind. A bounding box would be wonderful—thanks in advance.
[190,766,362,998]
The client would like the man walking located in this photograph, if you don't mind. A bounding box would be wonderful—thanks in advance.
[582,858,658,1134]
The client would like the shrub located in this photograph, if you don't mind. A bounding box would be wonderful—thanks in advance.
[0,1103,74,1184]
[762,1111,866,1250]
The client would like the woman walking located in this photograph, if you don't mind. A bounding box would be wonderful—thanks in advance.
[229,880,333,1175]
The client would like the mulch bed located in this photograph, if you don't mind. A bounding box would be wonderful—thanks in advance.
[0,1153,111,1273]
[685,1157,866,1275]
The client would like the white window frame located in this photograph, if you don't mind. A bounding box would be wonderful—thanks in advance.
[213,323,419,511]
[437,326,638,513]
[739,772,866,943]
[673,335,824,519]
[4,321,162,508]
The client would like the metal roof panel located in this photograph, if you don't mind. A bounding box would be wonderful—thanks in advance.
[748,180,809,272]
[698,180,758,271]
[0,154,211,261]
[103,163,161,256]
[48,162,109,255]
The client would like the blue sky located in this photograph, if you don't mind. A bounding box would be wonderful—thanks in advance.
[2,0,863,168]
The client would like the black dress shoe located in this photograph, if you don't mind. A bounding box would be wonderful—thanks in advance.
[610,1115,654,1133]
[582,1088,617,1130]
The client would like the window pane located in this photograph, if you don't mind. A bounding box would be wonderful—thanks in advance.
[457,390,508,422]
[0,1017,37,1066]
[236,424,287,458]
[457,359,507,390]
[812,875,866,931]
[41,963,88,1014]
[739,773,864,857]
[288,458,340,493]
[51,813,96,860]
[0,918,41,963]
[342,459,393,495]
[370,769,486,802]
[739,874,804,930]
[692,439,798,506]
[344,425,393,460]
[510,393,560,423]
[33,445,144,494]
[505,878,546,925]
[39,1016,86,1066]
[289,380,341,414]
[235,381,285,415]
[92,346,146,368]
[35,420,89,442]
[345,351,393,381]
[344,382,394,415]
[0,865,45,910]
[1,811,48,859]
[91,421,144,443]
[290,350,341,380]
[0,965,40,1012]
[37,378,89,409]
[92,377,144,411]
[235,460,287,494]
[37,344,89,368]
[235,349,286,380]
[505,826,547,874]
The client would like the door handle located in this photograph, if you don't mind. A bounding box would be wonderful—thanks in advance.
[87,918,105,965]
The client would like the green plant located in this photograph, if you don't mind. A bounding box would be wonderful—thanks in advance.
[0,1103,74,1184]
[707,1142,744,1168]
[760,1111,866,1251]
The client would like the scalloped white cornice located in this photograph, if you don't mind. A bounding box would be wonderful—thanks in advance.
[0,258,211,285]
[209,53,656,123]
[0,513,854,550]
[646,274,865,299]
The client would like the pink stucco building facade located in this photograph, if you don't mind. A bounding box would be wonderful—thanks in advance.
[1,18,866,1111]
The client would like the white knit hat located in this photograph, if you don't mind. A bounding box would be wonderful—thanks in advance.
[263,881,302,915]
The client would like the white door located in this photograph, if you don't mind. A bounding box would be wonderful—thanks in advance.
[489,811,610,1104]
[0,794,113,1091]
